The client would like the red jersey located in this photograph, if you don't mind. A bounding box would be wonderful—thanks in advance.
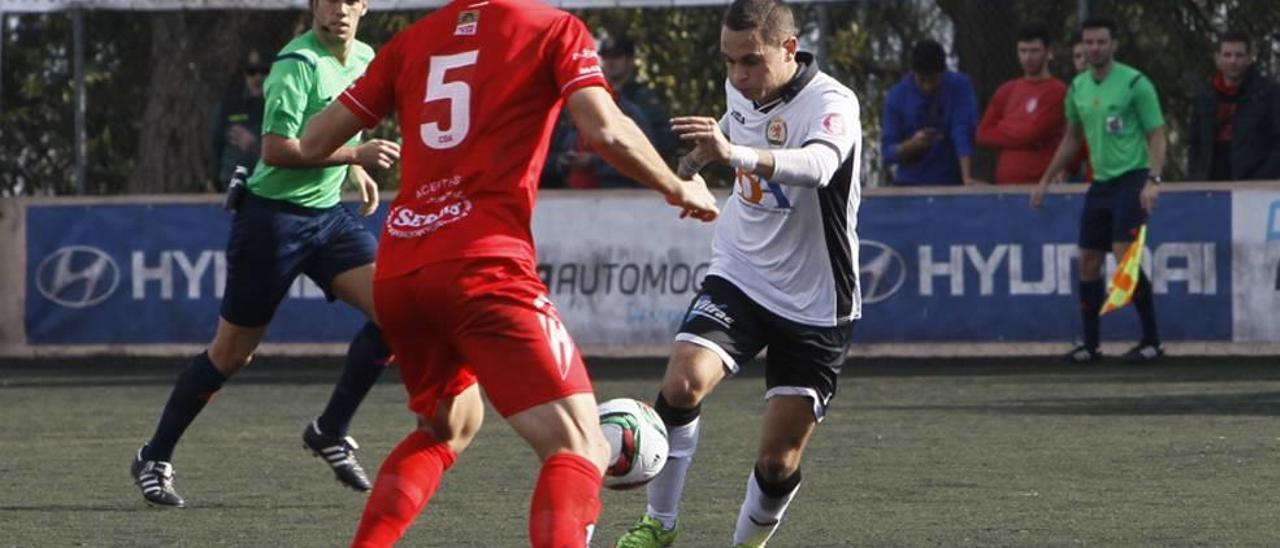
[339,0,607,279]
[976,77,1067,184]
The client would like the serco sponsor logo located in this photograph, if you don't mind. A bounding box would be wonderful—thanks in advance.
[387,200,474,238]
[36,245,121,308]
[859,240,906,304]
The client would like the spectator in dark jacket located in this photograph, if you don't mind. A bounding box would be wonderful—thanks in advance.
[599,36,678,160]
[210,50,267,190]
[541,35,674,189]
[882,40,982,186]
[1188,31,1280,181]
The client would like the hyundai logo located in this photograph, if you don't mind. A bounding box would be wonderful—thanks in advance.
[35,245,120,308]
[859,240,906,304]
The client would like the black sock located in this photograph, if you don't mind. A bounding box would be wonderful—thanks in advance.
[754,465,802,499]
[654,391,700,427]
[143,352,226,462]
[316,321,391,438]
[1132,272,1159,346]
[1080,280,1105,350]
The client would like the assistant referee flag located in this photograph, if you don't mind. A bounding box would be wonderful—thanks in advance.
[1100,225,1147,315]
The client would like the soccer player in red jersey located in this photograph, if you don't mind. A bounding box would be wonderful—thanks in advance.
[299,1,719,546]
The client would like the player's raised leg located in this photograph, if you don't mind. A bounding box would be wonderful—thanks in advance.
[731,396,817,547]
[617,342,729,548]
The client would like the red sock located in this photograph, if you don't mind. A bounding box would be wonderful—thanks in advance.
[529,453,603,548]
[350,431,456,548]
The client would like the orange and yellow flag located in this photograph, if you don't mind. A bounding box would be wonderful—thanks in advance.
[1100,225,1147,315]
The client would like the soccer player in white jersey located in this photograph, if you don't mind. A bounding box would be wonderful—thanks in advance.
[615,1,862,547]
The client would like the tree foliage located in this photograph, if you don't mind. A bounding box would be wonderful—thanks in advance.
[1,1,1277,195]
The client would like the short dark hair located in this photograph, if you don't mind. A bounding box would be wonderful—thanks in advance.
[1080,17,1119,40]
[911,40,947,75]
[723,0,797,44]
[1017,24,1052,47]
[1218,31,1252,53]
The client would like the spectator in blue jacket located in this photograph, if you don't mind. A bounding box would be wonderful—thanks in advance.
[882,40,983,186]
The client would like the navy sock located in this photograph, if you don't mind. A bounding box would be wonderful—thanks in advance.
[316,321,391,438]
[143,351,226,462]
[1080,280,1105,350]
[1132,272,1159,346]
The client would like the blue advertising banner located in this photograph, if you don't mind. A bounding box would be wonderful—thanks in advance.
[25,190,1234,346]
[25,202,381,344]
[855,191,1232,342]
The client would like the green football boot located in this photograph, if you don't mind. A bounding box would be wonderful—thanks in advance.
[615,515,678,548]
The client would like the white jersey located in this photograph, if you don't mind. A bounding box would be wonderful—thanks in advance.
[708,54,863,327]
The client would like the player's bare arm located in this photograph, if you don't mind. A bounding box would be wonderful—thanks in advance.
[296,103,399,174]
[1032,122,1084,209]
[565,86,719,222]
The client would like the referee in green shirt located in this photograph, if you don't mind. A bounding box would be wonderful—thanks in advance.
[132,0,402,508]
[1034,17,1166,364]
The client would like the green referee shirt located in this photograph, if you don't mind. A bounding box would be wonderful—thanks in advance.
[1065,62,1165,182]
[246,31,375,208]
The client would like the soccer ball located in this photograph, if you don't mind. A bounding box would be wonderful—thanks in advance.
[598,397,669,490]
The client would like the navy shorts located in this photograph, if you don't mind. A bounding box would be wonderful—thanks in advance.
[221,192,377,327]
[675,275,854,420]
[1079,168,1149,251]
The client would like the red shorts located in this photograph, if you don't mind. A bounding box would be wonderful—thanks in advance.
[373,256,592,418]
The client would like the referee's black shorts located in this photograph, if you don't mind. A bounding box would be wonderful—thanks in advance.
[220,191,377,327]
[1079,168,1149,251]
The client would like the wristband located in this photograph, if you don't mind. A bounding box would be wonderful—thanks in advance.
[727,145,759,172]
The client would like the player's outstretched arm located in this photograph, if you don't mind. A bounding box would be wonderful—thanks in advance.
[292,103,400,171]
[672,116,848,189]
[566,86,718,222]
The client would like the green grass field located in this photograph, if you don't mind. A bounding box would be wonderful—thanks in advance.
[2,356,1279,547]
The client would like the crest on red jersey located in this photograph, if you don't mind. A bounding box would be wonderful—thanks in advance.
[455,10,480,36]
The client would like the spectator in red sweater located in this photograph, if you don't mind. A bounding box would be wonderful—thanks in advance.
[978,24,1068,184]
